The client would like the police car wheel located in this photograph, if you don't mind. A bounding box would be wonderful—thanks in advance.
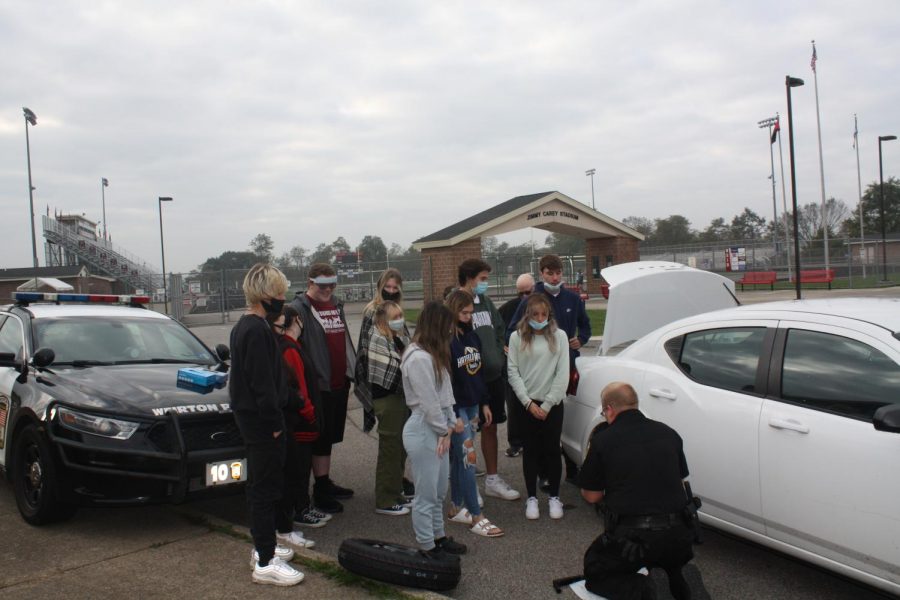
[12,424,76,525]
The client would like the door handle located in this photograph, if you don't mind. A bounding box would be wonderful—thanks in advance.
[768,418,809,434]
[648,388,677,400]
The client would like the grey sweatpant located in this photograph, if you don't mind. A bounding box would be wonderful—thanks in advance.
[403,412,449,550]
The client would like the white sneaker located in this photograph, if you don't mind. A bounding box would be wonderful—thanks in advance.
[249,545,294,568]
[276,530,316,549]
[525,496,540,520]
[549,496,564,520]
[484,476,521,501]
[252,556,304,586]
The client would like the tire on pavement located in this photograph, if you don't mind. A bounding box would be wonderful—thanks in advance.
[338,538,460,591]
[11,423,77,525]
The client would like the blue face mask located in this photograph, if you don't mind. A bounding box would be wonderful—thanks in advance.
[529,319,548,330]
[388,319,405,332]
[474,281,489,295]
[543,282,562,294]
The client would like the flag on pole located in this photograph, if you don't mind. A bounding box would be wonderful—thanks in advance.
[102,177,109,187]
[810,44,817,73]
[771,118,780,144]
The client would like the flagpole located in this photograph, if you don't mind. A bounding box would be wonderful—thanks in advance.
[854,114,866,278]
[776,113,792,280]
[811,40,829,270]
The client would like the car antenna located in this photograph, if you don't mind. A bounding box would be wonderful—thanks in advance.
[723,282,741,306]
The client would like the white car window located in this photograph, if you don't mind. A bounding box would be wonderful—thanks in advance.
[669,327,767,394]
[781,329,900,420]
[0,317,23,360]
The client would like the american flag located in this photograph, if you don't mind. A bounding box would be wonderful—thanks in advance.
[810,44,817,73]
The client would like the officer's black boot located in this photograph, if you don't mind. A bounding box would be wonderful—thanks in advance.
[665,567,691,600]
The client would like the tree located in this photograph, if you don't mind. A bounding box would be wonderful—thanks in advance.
[388,243,405,257]
[795,198,850,242]
[199,250,258,272]
[649,215,694,245]
[543,232,584,256]
[274,252,293,270]
[358,235,387,263]
[249,233,274,263]
[309,242,333,265]
[698,217,729,242]
[622,216,655,238]
[729,208,767,240]
[331,236,351,253]
[844,178,900,236]
[288,246,307,269]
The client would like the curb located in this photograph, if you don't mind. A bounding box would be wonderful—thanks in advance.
[172,505,452,600]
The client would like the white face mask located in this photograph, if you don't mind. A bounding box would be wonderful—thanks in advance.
[388,319,405,332]
[543,282,562,294]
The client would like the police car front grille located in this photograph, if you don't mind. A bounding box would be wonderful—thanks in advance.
[148,419,243,453]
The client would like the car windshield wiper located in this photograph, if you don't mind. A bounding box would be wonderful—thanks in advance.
[58,360,113,367]
[113,358,206,365]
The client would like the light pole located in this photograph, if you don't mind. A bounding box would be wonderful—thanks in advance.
[158,196,173,313]
[758,116,779,269]
[878,135,896,284]
[786,76,805,300]
[23,107,38,268]
[101,178,109,242]
[585,168,596,210]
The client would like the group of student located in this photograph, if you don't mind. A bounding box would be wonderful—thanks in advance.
[228,254,591,586]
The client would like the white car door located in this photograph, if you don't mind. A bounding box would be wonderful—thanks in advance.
[639,320,777,535]
[760,321,900,587]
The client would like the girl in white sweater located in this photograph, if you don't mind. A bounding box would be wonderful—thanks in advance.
[507,294,570,520]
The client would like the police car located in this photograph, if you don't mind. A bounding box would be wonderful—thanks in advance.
[0,292,245,525]
[562,262,900,595]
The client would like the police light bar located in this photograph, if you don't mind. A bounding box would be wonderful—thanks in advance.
[13,292,151,305]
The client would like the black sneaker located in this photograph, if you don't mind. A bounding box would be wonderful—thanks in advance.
[435,536,467,555]
[423,547,458,562]
[505,445,523,458]
[294,508,327,528]
[374,504,411,516]
[313,494,344,514]
[327,478,354,500]
[401,478,415,499]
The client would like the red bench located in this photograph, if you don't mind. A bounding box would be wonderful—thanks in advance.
[791,269,836,289]
[737,271,777,291]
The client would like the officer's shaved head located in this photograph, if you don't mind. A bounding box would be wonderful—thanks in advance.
[516,273,535,293]
[601,382,639,412]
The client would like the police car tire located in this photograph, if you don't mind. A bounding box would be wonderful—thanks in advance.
[338,538,460,592]
[11,424,76,525]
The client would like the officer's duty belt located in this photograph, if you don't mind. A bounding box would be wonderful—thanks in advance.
[617,512,682,530]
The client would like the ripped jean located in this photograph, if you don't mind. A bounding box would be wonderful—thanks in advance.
[449,404,481,517]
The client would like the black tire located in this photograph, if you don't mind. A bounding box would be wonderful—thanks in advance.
[338,538,460,592]
[11,423,76,525]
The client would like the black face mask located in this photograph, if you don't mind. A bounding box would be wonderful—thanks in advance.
[261,298,285,316]
[381,289,401,302]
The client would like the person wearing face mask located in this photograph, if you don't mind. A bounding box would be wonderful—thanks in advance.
[498,273,535,458]
[444,290,504,538]
[507,293,570,521]
[457,258,521,503]
[290,263,357,515]
[366,300,413,516]
[229,263,304,586]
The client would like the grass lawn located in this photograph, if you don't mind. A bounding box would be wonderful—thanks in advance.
[404,307,606,334]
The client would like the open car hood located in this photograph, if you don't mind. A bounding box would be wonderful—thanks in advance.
[600,261,738,355]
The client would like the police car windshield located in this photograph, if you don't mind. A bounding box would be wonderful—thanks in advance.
[33,317,217,366]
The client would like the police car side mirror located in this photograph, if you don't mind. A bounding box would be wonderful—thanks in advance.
[32,347,55,368]
[215,344,230,362]
[873,404,900,434]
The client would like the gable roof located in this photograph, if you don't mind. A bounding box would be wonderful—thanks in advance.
[413,191,644,249]
[0,265,87,280]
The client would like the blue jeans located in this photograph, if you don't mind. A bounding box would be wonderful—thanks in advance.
[449,404,481,517]
[403,412,449,550]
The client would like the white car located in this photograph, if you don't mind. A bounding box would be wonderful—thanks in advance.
[562,262,900,596]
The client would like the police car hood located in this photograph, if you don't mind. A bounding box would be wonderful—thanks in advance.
[600,261,738,355]
[42,364,230,417]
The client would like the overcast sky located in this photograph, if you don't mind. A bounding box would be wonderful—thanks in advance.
[1,1,898,273]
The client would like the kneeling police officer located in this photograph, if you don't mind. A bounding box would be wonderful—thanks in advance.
[578,382,696,600]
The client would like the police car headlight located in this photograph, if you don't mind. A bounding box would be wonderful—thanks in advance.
[57,407,139,440]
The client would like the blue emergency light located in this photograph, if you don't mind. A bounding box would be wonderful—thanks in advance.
[13,292,151,305]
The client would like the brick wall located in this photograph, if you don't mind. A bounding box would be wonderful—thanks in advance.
[420,237,482,302]
[585,237,640,294]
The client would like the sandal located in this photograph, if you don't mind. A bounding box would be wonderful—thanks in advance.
[470,518,504,538]
[448,507,474,525]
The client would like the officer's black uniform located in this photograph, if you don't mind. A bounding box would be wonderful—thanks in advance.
[578,409,694,600]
